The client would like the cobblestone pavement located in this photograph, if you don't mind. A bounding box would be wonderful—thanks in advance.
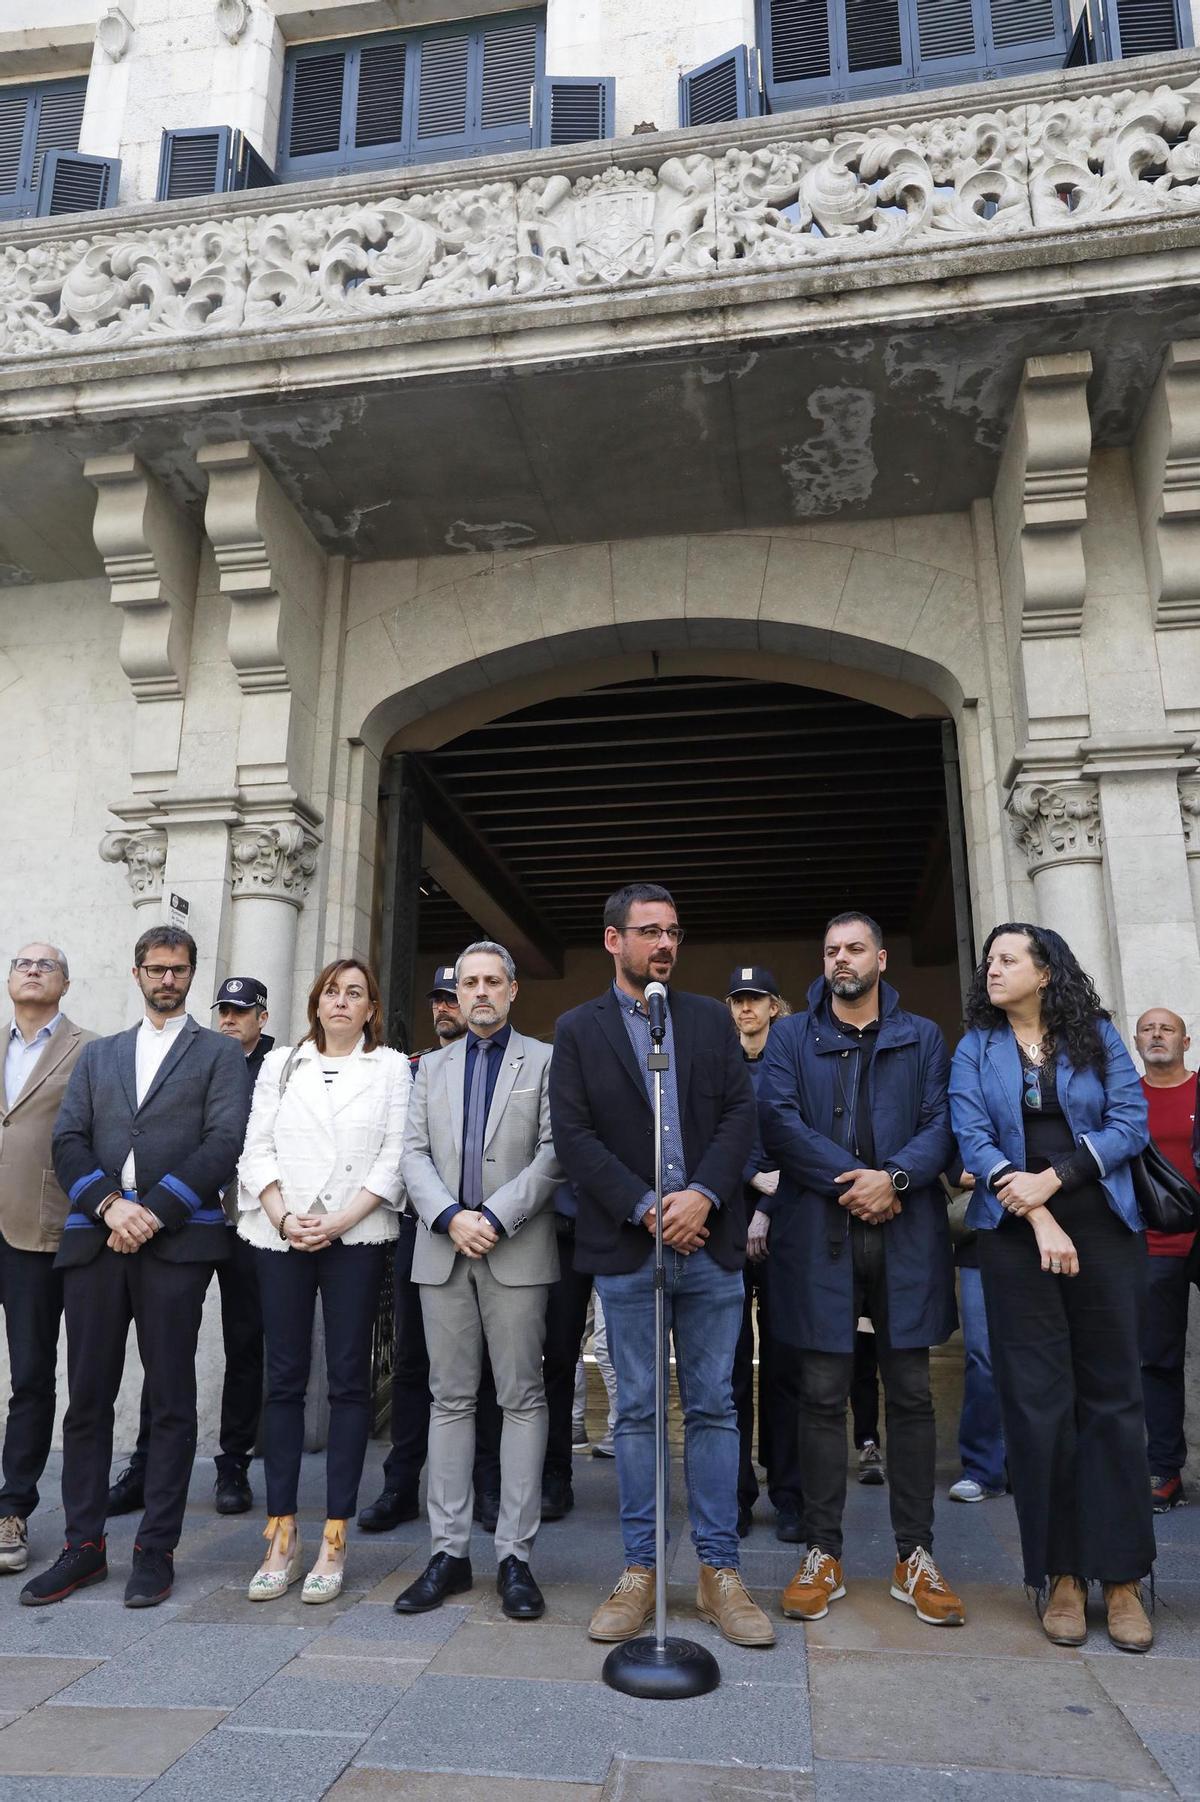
[0,1347,1195,1801]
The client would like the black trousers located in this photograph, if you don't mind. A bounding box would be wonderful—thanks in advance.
[62,1249,212,1550]
[0,1238,64,1519]
[380,1215,502,1499]
[256,1240,386,1520]
[1141,1249,1200,1478]
[850,1330,880,1448]
[979,1192,1156,1586]
[129,1231,264,1478]
[542,1220,594,1484]
[733,1260,803,1515]
[798,1224,936,1561]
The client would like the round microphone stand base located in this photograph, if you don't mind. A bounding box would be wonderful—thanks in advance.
[602,1635,721,1700]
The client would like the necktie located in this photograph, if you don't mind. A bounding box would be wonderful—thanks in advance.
[462,1038,494,1213]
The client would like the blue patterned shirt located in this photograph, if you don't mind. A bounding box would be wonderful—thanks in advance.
[611,983,721,1224]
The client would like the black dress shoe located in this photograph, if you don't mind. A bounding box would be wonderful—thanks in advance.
[737,1503,754,1539]
[393,1553,473,1614]
[473,1492,500,1534]
[106,1463,145,1517]
[775,1512,805,1544]
[497,1555,544,1620]
[125,1546,174,1608]
[540,1474,574,1522]
[21,1540,107,1606]
[213,1469,253,1516]
[358,1488,421,1532]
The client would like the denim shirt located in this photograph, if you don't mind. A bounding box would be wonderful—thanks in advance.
[611,983,721,1224]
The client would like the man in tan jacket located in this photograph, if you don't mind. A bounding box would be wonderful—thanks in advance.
[0,943,93,1573]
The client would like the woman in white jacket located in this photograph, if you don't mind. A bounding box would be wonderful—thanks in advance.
[237,957,407,1603]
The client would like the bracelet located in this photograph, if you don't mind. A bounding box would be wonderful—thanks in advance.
[278,1211,292,1242]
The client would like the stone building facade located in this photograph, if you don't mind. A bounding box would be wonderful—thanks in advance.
[3,0,1200,1444]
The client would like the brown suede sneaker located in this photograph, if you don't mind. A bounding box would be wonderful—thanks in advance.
[890,1548,965,1626]
[588,1566,655,1642]
[1041,1575,1088,1646]
[1102,1581,1153,1653]
[781,1548,846,1621]
[696,1565,775,1647]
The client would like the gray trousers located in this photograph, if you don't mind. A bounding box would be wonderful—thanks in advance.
[419,1257,549,1562]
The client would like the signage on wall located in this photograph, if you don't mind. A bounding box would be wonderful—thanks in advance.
[169,893,190,929]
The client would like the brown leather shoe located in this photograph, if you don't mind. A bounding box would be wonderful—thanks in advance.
[1041,1575,1087,1646]
[781,1548,845,1621]
[1103,1581,1153,1654]
[696,1565,775,1647]
[588,1566,655,1642]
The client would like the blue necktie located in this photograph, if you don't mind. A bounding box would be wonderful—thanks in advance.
[462,1038,494,1213]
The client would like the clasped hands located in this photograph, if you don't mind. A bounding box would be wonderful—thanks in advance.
[279,1209,350,1252]
[448,1207,499,1260]
[104,1196,161,1254]
[642,1187,711,1254]
[835,1168,900,1223]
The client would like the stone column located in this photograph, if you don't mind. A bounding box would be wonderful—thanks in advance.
[228,812,321,1042]
[1178,780,1200,955]
[1006,773,1115,1004]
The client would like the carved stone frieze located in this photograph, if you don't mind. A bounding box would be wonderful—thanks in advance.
[8,75,1200,362]
[1007,779,1103,869]
[230,819,320,905]
[99,826,168,896]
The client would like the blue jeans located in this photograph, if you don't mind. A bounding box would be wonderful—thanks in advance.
[958,1266,1006,1491]
[596,1248,743,1570]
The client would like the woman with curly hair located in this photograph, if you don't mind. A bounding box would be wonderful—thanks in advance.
[949,924,1154,1652]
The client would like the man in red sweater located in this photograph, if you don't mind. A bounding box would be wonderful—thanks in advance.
[1134,1008,1199,1513]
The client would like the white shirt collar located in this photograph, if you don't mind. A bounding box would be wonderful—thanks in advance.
[139,1010,190,1039]
[8,1014,61,1049]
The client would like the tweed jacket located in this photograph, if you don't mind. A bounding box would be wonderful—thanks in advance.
[52,1016,251,1267]
[0,1016,95,1253]
[402,1028,562,1286]
[236,1039,408,1251]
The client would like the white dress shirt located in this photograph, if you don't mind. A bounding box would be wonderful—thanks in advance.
[119,1012,190,1190]
[4,1014,62,1107]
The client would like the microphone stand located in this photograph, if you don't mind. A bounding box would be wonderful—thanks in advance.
[602,1009,720,1700]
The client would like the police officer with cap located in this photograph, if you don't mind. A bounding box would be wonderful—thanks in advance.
[106,976,273,1520]
[358,964,503,1532]
[726,964,804,1542]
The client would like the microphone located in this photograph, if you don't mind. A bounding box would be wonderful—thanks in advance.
[645,980,668,1045]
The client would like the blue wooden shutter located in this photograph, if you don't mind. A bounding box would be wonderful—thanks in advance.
[841,0,909,81]
[987,0,1067,58]
[157,127,233,200]
[285,47,348,167]
[914,0,978,69]
[231,135,277,189]
[353,39,408,152]
[1102,0,1187,52]
[412,30,473,158]
[478,14,541,150]
[31,82,86,194]
[1063,4,1097,57]
[533,76,615,146]
[0,89,34,220]
[679,46,760,125]
[36,148,120,215]
[764,0,836,97]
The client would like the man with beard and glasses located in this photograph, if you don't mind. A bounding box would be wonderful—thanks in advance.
[25,929,249,1608]
[1132,1007,1199,1515]
[550,884,774,1650]
[359,965,502,1534]
[759,913,963,1627]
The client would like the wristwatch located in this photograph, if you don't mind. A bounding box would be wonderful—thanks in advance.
[888,1168,911,1194]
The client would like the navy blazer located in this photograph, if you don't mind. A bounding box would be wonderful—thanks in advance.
[548,987,756,1275]
[758,978,957,1354]
[949,1020,1148,1233]
[52,1017,251,1267]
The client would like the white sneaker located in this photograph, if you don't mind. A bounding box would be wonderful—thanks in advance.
[0,1516,28,1573]
[949,1477,1004,1503]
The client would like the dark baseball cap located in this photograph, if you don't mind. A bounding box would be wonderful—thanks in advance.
[426,964,458,999]
[726,965,780,999]
[213,976,268,1010]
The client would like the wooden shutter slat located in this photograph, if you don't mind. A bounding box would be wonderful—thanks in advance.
[917,0,977,58]
[0,90,30,197]
[1107,0,1180,51]
[845,0,905,69]
[683,54,741,124]
[355,41,407,147]
[31,83,85,187]
[160,130,227,199]
[990,0,1060,44]
[416,33,470,139]
[769,0,834,81]
[480,18,539,131]
[288,51,346,159]
[38,149,119,215]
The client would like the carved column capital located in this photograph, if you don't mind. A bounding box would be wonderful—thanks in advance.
[1007,779,1103,871]
[1180,778,1200,856]
[99,826,168,898]
[230,819,320,907]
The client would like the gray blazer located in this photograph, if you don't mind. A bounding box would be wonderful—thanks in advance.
[402,1029,561,1287]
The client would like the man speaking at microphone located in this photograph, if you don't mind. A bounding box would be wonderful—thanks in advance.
[549,883,774,1649]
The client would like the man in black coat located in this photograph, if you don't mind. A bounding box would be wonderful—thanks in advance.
[23,928,250,1609]
[549,882,774,1650]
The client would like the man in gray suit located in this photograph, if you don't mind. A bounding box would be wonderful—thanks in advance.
[395,940,560,1621]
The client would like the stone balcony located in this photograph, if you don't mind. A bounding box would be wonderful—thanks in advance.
[5,48,1200,574]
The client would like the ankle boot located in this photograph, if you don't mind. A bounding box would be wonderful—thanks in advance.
[1041,1575,1087,1646]
[1102,1581,1153,1653]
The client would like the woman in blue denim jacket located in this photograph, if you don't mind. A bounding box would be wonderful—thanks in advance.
[950,923,1155,1654]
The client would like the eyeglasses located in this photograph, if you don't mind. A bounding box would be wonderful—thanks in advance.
[10,958,64,974]
[618,925,686,945]
[139,964,195,980]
